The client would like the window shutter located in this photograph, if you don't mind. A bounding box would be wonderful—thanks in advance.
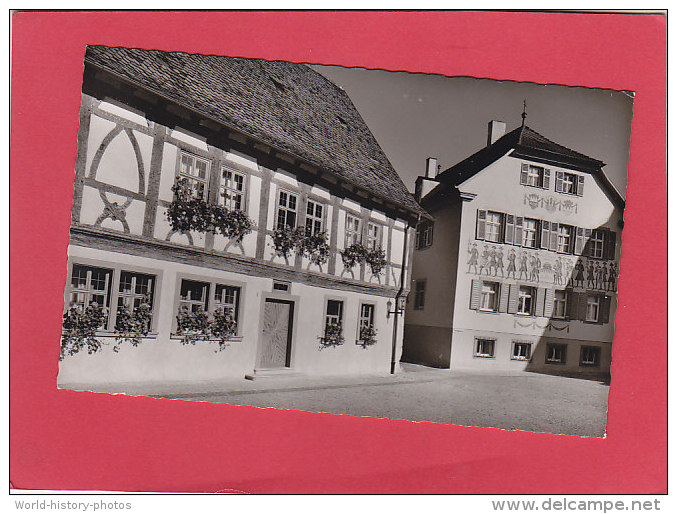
[549,222,559,252]
[577,175,585,196]
[555,171,564,192]
[476,210,486,240]
[535,288,546,317]
[499,283,510,313]
[504,214,515,245]
[544,288,555,318]
[520,164,529,185]
[605,230,617,260]
[565,289,575,320]
[514,217,523,247]
[543,168,551,189]
[577,293,588,321]
[540,221,550,250]
[469,279,481,310]
[574,227,585,255]
[507,284,519,314]
[600,295,611,324]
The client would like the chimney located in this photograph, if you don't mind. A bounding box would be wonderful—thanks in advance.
[487,120,506,147]
[415,157,440,203]
[425,157,438,179]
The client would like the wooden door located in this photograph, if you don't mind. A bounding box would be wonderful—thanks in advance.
[258,299,294,369]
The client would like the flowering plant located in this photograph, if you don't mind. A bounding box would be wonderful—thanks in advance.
[175,307,238,350]
[60,303,107,360]
[365,248,388,275]
[272,226,305,258]
[319,322,345,349]
[167,179,253,242]
[114,294,153,350]
[357,325,378,349]
[340,242,366,269]
[300,231,330,266]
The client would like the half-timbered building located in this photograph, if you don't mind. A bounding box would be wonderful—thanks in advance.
[58,46,425,386]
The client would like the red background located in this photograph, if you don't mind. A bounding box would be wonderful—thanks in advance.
[10,11,667,493]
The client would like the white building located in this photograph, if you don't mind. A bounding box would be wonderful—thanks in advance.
[404,119,624,378]
[58,46,426,387]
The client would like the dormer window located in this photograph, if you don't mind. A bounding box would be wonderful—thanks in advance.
[520,163,550,189]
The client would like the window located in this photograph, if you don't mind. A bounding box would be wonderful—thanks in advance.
[219,168,246,211]
[414,280,426,310]
[366,222,381,250]
[553,290,568,319]
[517,286,535,315]
[358,303,375,333]
[179,280,210,313]
[557,224,573,253]
[214,284,240,321]
[179,151,209,199]
[512,342,532,361]
[485,211,504,243]
[587,229,605,259]
[69,264,113,327]
[117,272,155,329]
[546,343,567,364]
[345,214,361,247]
[522,218,539,248]
[480,281,500,312]
[520,164,551,189]
[580,346,601,367]
[474,338,495,358]
[305,199,325,236]
[562,172,576,194]
[325,299,344,330]
[586,294,600,322]
[416,221,434,249]
[276,190,298,230]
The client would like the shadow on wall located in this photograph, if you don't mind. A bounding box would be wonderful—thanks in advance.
[521,217,619,384]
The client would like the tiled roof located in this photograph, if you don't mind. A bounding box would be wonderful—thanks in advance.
[85,45,425,217]
[429,124,624,209]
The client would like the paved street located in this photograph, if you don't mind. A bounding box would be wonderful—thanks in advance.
[130,364,610,437]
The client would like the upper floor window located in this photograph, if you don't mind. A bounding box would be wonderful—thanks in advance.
[555,171,584,196]
[276,190,298,230]
[586,294,601,322]
[485,211,504,243]
[520,164,550,189]
[557,224,574,253]
[305,199,325,236]
[522,218,539,248]
[366,222,382,250]
[586,229,606,259]
[480,281,500,312]
[219,168,246,211]
[416,221,434,249]
[179,151,209,200]
[517,286,535,315]
[345,214,361,247]
[553,290,568,319]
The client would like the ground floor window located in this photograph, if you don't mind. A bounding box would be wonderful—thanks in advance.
[474,338,495,358]
[176,278,242,336]
[511,341,532,361]
[546,343,567,364]
[580,346,601,367]
[68,264,114,328]
[414,280,426,310]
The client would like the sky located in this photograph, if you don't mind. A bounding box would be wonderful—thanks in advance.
[314,65,634,197]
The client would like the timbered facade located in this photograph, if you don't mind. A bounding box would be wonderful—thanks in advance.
[58,46,425,386]
[403,120,624,378]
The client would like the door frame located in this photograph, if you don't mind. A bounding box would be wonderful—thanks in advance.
[256,291,300,370]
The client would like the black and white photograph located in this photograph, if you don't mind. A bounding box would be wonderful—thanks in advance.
[57,45,633,438]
